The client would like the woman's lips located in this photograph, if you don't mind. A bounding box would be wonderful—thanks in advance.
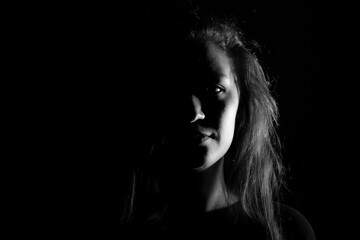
[194,133,209,141]
[181,126,214,144]
[190,131,212,144]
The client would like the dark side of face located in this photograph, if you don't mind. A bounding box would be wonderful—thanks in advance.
[164,40,240,172]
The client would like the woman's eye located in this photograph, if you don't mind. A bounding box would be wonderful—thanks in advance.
[206,85,225,95]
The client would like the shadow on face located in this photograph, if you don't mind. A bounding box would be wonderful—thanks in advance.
[154,40,240,172]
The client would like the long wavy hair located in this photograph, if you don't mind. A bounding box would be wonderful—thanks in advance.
[119,17,284,240]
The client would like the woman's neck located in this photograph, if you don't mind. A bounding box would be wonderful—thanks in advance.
[172,159,234,213]
[193,159,228,211]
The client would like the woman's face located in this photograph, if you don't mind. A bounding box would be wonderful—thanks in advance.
[167,41,239,171]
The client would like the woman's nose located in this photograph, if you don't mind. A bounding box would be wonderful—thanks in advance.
[190,95,205,123]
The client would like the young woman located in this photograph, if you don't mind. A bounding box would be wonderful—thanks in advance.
[118,14,316,240]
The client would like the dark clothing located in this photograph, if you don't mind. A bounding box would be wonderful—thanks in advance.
[279,204,316,240]
[127,204,316,240]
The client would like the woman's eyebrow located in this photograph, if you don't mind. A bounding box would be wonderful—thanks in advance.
[206,70,228,79]
[208,71,231,82]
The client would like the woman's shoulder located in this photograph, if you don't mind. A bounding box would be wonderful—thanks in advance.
[278,203,316,240]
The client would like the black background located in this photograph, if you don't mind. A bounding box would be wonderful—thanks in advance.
[19,1,343,239]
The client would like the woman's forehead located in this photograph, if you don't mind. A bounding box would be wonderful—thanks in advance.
[204,42,232,77]
[173,41,232,83]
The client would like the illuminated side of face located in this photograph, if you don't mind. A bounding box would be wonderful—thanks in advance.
[170,41,240,171]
